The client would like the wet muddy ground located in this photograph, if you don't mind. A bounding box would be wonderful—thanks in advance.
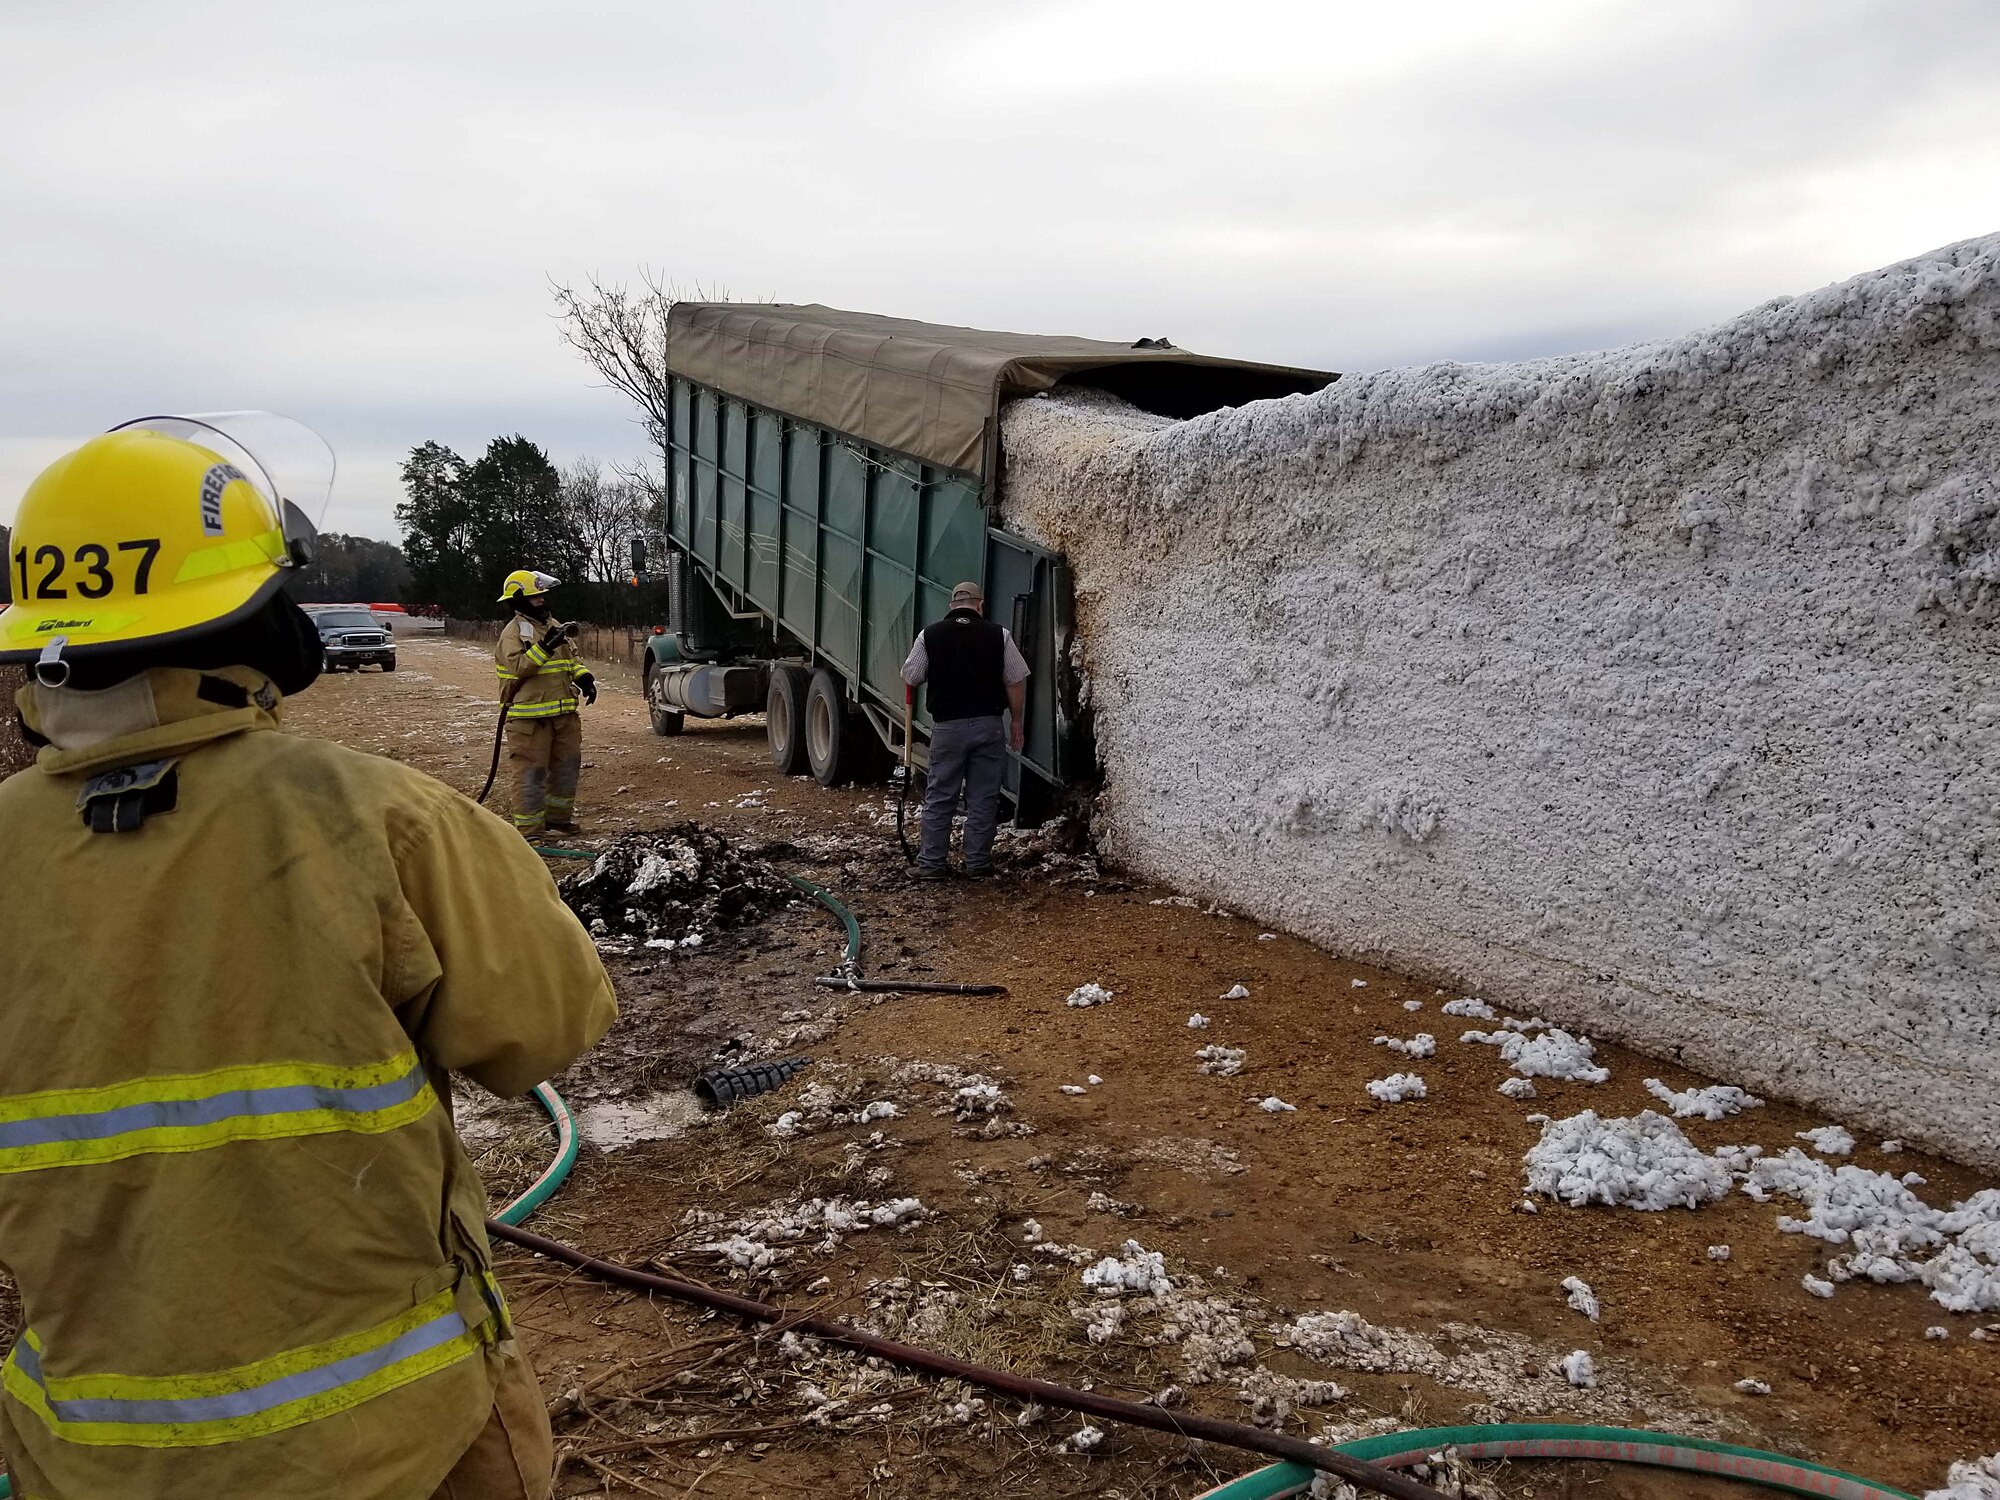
[269,636,1996,1495]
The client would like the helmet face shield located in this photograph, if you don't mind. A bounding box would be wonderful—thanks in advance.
[110,412,333,566]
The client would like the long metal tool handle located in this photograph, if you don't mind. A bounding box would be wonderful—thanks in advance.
[487,1220,1449,1500]
[894,683,917,863]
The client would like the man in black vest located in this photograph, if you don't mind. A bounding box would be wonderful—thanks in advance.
[901,581,1030,878]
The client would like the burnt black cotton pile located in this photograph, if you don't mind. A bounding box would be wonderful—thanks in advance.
[558,825,798,943]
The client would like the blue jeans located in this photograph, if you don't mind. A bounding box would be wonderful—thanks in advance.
[920,715,1007,871]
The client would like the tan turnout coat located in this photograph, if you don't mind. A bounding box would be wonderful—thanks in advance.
[0,666,616,1499]
[493,614,582,720]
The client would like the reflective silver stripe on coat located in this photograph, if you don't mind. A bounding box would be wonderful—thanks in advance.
[0,1061,430,1151]
[9,1310,471,1425]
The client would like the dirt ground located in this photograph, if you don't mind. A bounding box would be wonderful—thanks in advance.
[273,635,1993,1496]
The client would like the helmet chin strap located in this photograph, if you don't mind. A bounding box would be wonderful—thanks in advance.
[34,637,70,689]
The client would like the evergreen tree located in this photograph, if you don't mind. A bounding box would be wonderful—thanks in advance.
[395,435,594,616]
[395,441,478,614]
[463,436,583,597]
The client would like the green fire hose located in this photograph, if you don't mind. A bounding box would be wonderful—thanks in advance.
[1193,1424,1920,1499]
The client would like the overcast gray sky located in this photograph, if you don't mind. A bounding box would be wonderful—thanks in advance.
[4,0,1996,540]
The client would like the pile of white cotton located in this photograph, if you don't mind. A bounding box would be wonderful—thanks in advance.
[1797,1126,1856,1156]
[1524,1111,1732,1210]
[1082,1240,1174,1298]
[1744,1152,2000,1313]
[1463,1027,1610,1084]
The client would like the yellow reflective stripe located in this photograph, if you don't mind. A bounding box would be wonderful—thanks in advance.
[0,1052,435,1176]
[0,1052,422,1126]
[505,699,578,720]
[524,642,550,667]
[495,667,518,681]
[5,609,143,644]
[2,1290,492,1449]
[172,528,288,584]
[475,1269,513,1341]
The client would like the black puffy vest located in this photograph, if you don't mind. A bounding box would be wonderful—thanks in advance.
[922,610,1008,722]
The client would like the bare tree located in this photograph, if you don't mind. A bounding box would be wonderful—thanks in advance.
[551,271,733,441]
[553,273,743,578]
[559,457,655,582]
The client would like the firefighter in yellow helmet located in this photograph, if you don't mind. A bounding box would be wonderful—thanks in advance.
[493,569,595,837]
[0,417,616,1500]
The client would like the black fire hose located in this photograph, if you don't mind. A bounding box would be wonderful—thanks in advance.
[486,1219,1449,1500]
[812,976,1008,996]
[475,695,511,805]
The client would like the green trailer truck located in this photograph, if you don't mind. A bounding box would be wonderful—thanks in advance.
[644,304,1331,822]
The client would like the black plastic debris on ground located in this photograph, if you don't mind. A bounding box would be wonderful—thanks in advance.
[558,825,799,945]
[694,1056,812,1107]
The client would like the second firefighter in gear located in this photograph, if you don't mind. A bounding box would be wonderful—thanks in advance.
[0,417,618,1500]
[494,570,596,837]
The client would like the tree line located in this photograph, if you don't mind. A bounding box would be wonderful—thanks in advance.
[395,435,663,620]
[285,533,412,604]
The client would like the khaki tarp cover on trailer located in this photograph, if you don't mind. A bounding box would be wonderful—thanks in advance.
[665,303,1334,479]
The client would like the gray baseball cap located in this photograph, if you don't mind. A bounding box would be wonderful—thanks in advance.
[950,581,983,607]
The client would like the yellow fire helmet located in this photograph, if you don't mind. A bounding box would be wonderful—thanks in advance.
[499,569,561,603]
[0,412,331,681]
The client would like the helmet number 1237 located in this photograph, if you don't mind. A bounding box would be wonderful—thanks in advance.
[12,539,162,600]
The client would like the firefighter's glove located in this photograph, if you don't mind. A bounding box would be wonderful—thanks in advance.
[537,623,576,654]
[575,671,598,706]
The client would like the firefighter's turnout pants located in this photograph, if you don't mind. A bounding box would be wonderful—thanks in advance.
[506,713,582,835]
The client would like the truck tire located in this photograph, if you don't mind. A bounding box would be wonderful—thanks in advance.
[767,664,810,775]
[644,662,686,737]
[804,669,858,787]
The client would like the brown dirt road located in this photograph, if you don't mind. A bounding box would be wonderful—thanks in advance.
[283,634,1995,1499]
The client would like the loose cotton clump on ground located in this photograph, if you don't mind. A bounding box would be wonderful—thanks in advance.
[1798,1126,1857,1156]
[1924,1453,2000,1500]
[1524,1111,1732,1210]
[1644,1078,1765,1120]
[1065,983,1112,1008]
[1561,1276,1601,1322]
[1463,1027,1610,1084]
[1743,1153,2000,1313]
[1082,1241,1173,1298]
[1366,1074,1427,1103]
[1373,1033,1436,1059]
